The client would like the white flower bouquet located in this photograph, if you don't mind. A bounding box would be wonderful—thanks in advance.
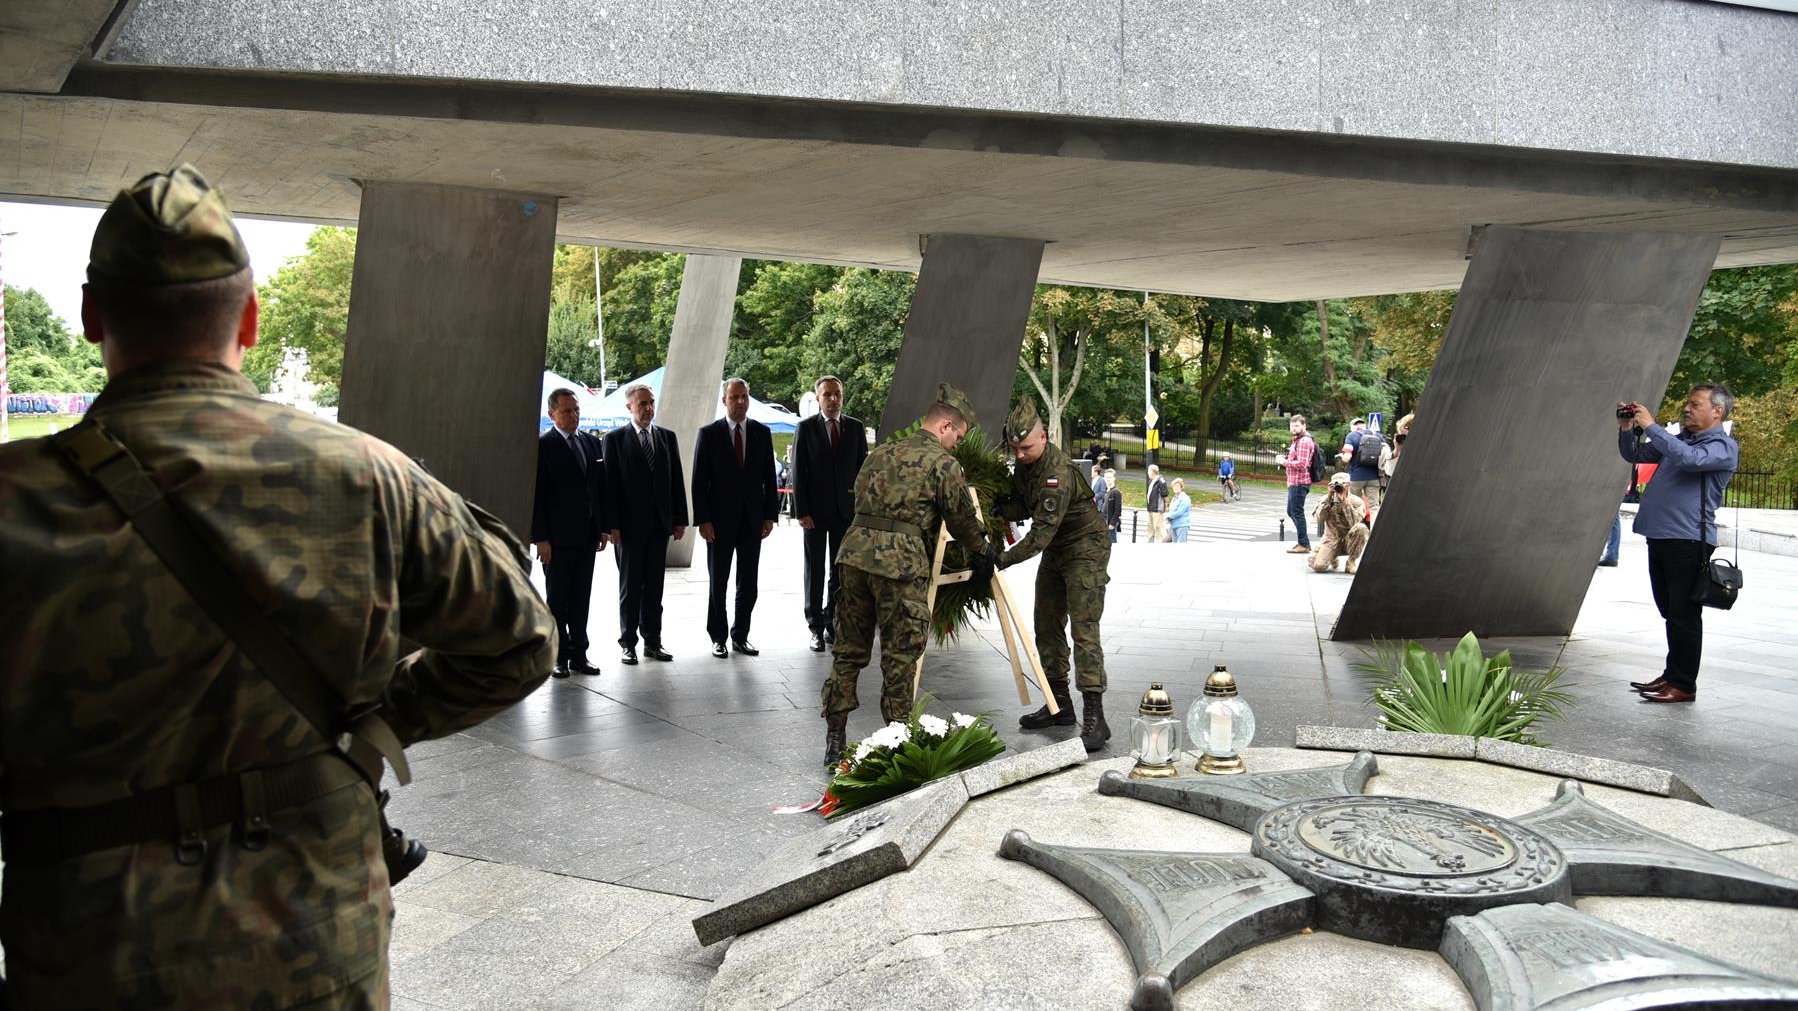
[822,694,1006,816]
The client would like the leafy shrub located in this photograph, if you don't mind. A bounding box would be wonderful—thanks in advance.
[1349,632,1573,746]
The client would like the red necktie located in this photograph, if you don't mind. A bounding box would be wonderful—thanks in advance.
[829,417,840,453]
[734,424,744,468]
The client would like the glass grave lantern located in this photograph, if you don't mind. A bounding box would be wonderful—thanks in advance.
[1128,682,1181,779]
[1186,664,1255,775]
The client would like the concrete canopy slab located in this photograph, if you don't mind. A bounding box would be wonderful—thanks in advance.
[5,67,1798,302]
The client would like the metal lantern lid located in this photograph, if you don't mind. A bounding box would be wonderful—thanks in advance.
[1203,664,1238,698]
[1138,681,1175,716]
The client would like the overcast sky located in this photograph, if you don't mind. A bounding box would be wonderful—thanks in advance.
[2,201,319,329]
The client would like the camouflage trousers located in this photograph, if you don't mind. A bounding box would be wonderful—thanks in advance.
[1035,531,1111,693]
[821,565,929,723]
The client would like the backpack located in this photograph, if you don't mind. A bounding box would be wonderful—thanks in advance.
[1354,432,1384,470]
[1305,436,1328,484]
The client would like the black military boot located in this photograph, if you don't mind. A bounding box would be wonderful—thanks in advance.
[1018,682,1076,729]
[824,712,848,766]
[1079,691,1111,753]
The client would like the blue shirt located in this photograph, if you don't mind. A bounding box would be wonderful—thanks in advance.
[1619,424,1738,544]
[1218,459,1234,478]
[1343,430,1381,482]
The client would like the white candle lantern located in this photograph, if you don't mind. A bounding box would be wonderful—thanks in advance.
[1186,664,1255,775]
[1128,682,1182,779]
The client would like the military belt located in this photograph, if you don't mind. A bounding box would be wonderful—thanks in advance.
[1,751,367,865]
[851,513,926,540]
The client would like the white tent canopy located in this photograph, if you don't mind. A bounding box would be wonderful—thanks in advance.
[539,368,800,433]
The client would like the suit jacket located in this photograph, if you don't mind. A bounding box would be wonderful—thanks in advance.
[691,418,779,541]
[532,427,605,546]
[601,422,688,537]
[792,412,867,527]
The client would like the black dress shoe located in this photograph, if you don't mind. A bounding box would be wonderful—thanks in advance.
[571,659,601,676]
[809,631,827,652]
[551,661,571,679]
[732,640,760,656]
[711,641,728,659]
[620,646,639,666]
[1628,676,1668,692]
[643,644,674,662]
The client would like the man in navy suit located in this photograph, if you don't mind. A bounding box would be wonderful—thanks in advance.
[532,388,607,677]
[692,378,780,657]
[792,375,868,652]
[602,382,688,665]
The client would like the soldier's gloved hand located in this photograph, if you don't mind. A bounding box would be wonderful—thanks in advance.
[969,546,996,587]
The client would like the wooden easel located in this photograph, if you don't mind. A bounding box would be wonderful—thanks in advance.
[912,488,1059,715]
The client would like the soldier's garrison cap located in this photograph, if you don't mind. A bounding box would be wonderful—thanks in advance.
[934,382,978,429]
[88,164,251,286]
[1005,400,1043,444]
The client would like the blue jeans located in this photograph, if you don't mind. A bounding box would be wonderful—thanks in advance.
[1601,513,1622,564]
[1285,484,1311,547]
[1171,526,1189,542]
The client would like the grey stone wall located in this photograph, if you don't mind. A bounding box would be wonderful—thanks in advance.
[106,0,1798,171]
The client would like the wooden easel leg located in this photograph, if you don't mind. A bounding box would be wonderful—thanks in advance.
[913,525,953,699]
[992,571,1057,715]
[991,578,1032,705]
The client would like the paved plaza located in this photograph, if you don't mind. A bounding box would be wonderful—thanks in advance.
[385,493,1796,1008]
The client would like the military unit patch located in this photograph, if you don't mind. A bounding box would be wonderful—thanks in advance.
[1045,478,1059,487]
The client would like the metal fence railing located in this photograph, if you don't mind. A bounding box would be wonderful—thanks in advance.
[1723,471,1798,511]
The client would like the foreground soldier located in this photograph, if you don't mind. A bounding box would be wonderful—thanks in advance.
[0,165,556,1008]
[997,400,1113,751]
[821,384,996,762]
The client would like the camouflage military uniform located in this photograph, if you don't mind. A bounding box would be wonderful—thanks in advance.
[1311,478,1369,573]
[0,166,556,1010]
[997,436,1112,694]
[822,408,991,725]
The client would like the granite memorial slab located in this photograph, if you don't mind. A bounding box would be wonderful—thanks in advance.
[1096,751,1378,832]
[998,830,1313,1011]
[959,737,1088,798]
[1473,738,1706,804]
[1513,780,1798,908]
[1295,725,1477,758]
[1441,902,1798,1011]
[690,777,969,945]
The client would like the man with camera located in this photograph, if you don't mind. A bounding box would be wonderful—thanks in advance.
[1309,472,1369,573]
[0,166,556,1007]
[1616,386,1739,704]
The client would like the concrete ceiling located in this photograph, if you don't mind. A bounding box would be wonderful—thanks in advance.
[4,62,1798,300]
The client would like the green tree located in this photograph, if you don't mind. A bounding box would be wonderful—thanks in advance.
[246,226,352,392]
[728,260,843,406]
[1017,286,1145,447]
[543,296,603,385]
[1672,265,1798,403]
[600,253,687,381]
[804,267,915,428]
[2,285,102,392]
[1150,295,1305,462]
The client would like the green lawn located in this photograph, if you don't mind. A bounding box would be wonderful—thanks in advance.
[0,415,72,442]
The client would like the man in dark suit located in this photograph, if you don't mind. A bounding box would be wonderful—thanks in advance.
[792,375,868,652]
[692,378,780,657]
[532,388,607,677]
[602,382,687,665]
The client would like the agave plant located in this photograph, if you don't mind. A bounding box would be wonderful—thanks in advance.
[1349,632,1574,746]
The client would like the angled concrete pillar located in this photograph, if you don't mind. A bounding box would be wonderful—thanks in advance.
[880,234,1045,441]
[659,253,741,568]
[339,182,557,538]
[1333,226,1719,640]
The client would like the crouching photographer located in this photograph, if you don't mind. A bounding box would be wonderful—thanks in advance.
[1615,386,1739,703]
[0,164,556,1009]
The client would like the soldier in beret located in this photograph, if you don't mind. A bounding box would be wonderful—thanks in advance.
[820,383,998,763]
[996,399,1114,752]
[0,165,556,1008]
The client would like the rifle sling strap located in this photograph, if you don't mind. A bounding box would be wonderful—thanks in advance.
[50,419,410,789]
